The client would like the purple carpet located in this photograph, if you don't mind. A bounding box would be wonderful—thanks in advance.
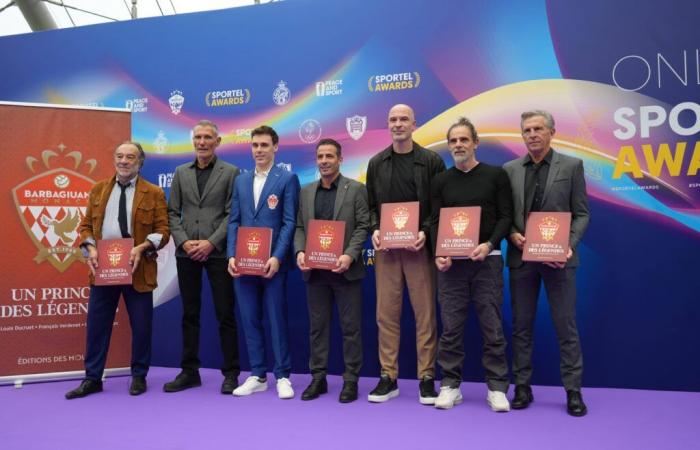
[2,367,698,450]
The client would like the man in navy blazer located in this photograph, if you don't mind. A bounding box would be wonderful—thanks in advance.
[227,125,300,399]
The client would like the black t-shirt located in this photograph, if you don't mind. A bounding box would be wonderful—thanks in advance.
[388,151,418,203]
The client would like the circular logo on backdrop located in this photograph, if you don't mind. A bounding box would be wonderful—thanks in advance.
[272,80,291,106]
[298,119,322,144]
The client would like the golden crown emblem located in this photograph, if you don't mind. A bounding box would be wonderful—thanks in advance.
[318,226,335,250]
[450,212,470,236]
[247,233,261,256]
[392,207,410,229]
[538,216,560,241]
[106,243,124,267]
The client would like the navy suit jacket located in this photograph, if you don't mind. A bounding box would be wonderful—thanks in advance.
[227,165,300,272]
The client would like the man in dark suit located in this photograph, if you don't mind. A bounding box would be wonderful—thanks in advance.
[163,120,241,394]
[227,125,300,399]
[65,141,169,399]
[294,138,369,403]
[503,110,590,416]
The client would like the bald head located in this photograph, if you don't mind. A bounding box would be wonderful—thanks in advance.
[387,104,417,149]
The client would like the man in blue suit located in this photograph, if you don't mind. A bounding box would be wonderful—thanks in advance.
[227,125,300,399]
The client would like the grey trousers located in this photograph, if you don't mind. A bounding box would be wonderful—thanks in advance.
[306,274,363,382]
[510,262,583,391]
[437,256,509,392]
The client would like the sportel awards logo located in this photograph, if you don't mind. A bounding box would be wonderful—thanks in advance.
[392,207,410,229]
[538,216,560,241]
[450,211,470,236]
[12,144,96,272]
[316,79,343,97]
[368,72,421,92]
[346,115,367,140]
[205,88,251,107]
[273,81,291,106]
[299,119,322,144]
[169,90,185,115]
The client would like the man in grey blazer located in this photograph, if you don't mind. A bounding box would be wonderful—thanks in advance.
[503,110,590,416]
[295,138,370,403]
[163,120,241,394]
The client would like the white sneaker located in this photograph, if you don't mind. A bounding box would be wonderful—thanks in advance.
[232,376,267,396]
[276,377,294,399]
[487,390,511,412]
[434,386,463,409]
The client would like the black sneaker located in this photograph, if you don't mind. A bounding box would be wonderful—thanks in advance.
[163,371,202,393]
[418,376,437,405]
[367,374,399,403]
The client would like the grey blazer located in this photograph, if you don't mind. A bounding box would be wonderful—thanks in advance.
[503,149,590,268]
[294,174,370,281]
[168,158,240,258]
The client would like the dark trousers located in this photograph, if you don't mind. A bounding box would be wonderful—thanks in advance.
[235,272,290,379]
[437,256,509,392]
[306,273,363,382]
[176,256,239,377]
[510,262,582,390]
[84,284,153,380]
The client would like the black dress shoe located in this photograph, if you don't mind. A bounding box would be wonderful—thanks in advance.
[301,378,328,401]
[163,371,202,393]
[129,376,147,396]
[566,390,588,417]
[339,381,358,403]
[221,375,239,395]
[65,379,103,400]
[511,384,533,409]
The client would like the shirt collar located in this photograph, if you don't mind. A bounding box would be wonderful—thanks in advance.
[524,148,553,166]
[190,155,218,169]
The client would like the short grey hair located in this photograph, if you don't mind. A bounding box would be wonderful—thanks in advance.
[193,119,219,136]
[520,110,555,131]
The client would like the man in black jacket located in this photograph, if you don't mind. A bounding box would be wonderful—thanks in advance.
[365,104,445,404]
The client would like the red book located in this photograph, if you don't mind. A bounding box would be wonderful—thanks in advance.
[435,206,482,257]
[305,219,346,270]
[522,212,572,263]
[95,238,133,286]
[380,201,419,249]
[235,227,273,276]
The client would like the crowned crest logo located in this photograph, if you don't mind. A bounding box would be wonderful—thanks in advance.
[318,225,335,250]
[392,207,410,230]
[272,81,291,106]
[12,144,96,272]
[247,232,262,256]
[169,90,185,115]
[106,242,124,267]
[538,216,560,241]
[346,115,367,141]
[450,211,470,236]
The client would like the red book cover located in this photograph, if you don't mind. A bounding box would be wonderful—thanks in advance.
[305,219,346,270]
[95,238,133,286]
[235,227,272,276]
[380,201,419,249]
[523,212,572,263]
[435,206,482,257]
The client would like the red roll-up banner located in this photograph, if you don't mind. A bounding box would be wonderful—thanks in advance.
[0,102,132,384]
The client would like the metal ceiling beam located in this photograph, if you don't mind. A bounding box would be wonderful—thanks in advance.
[15,0,57,31]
